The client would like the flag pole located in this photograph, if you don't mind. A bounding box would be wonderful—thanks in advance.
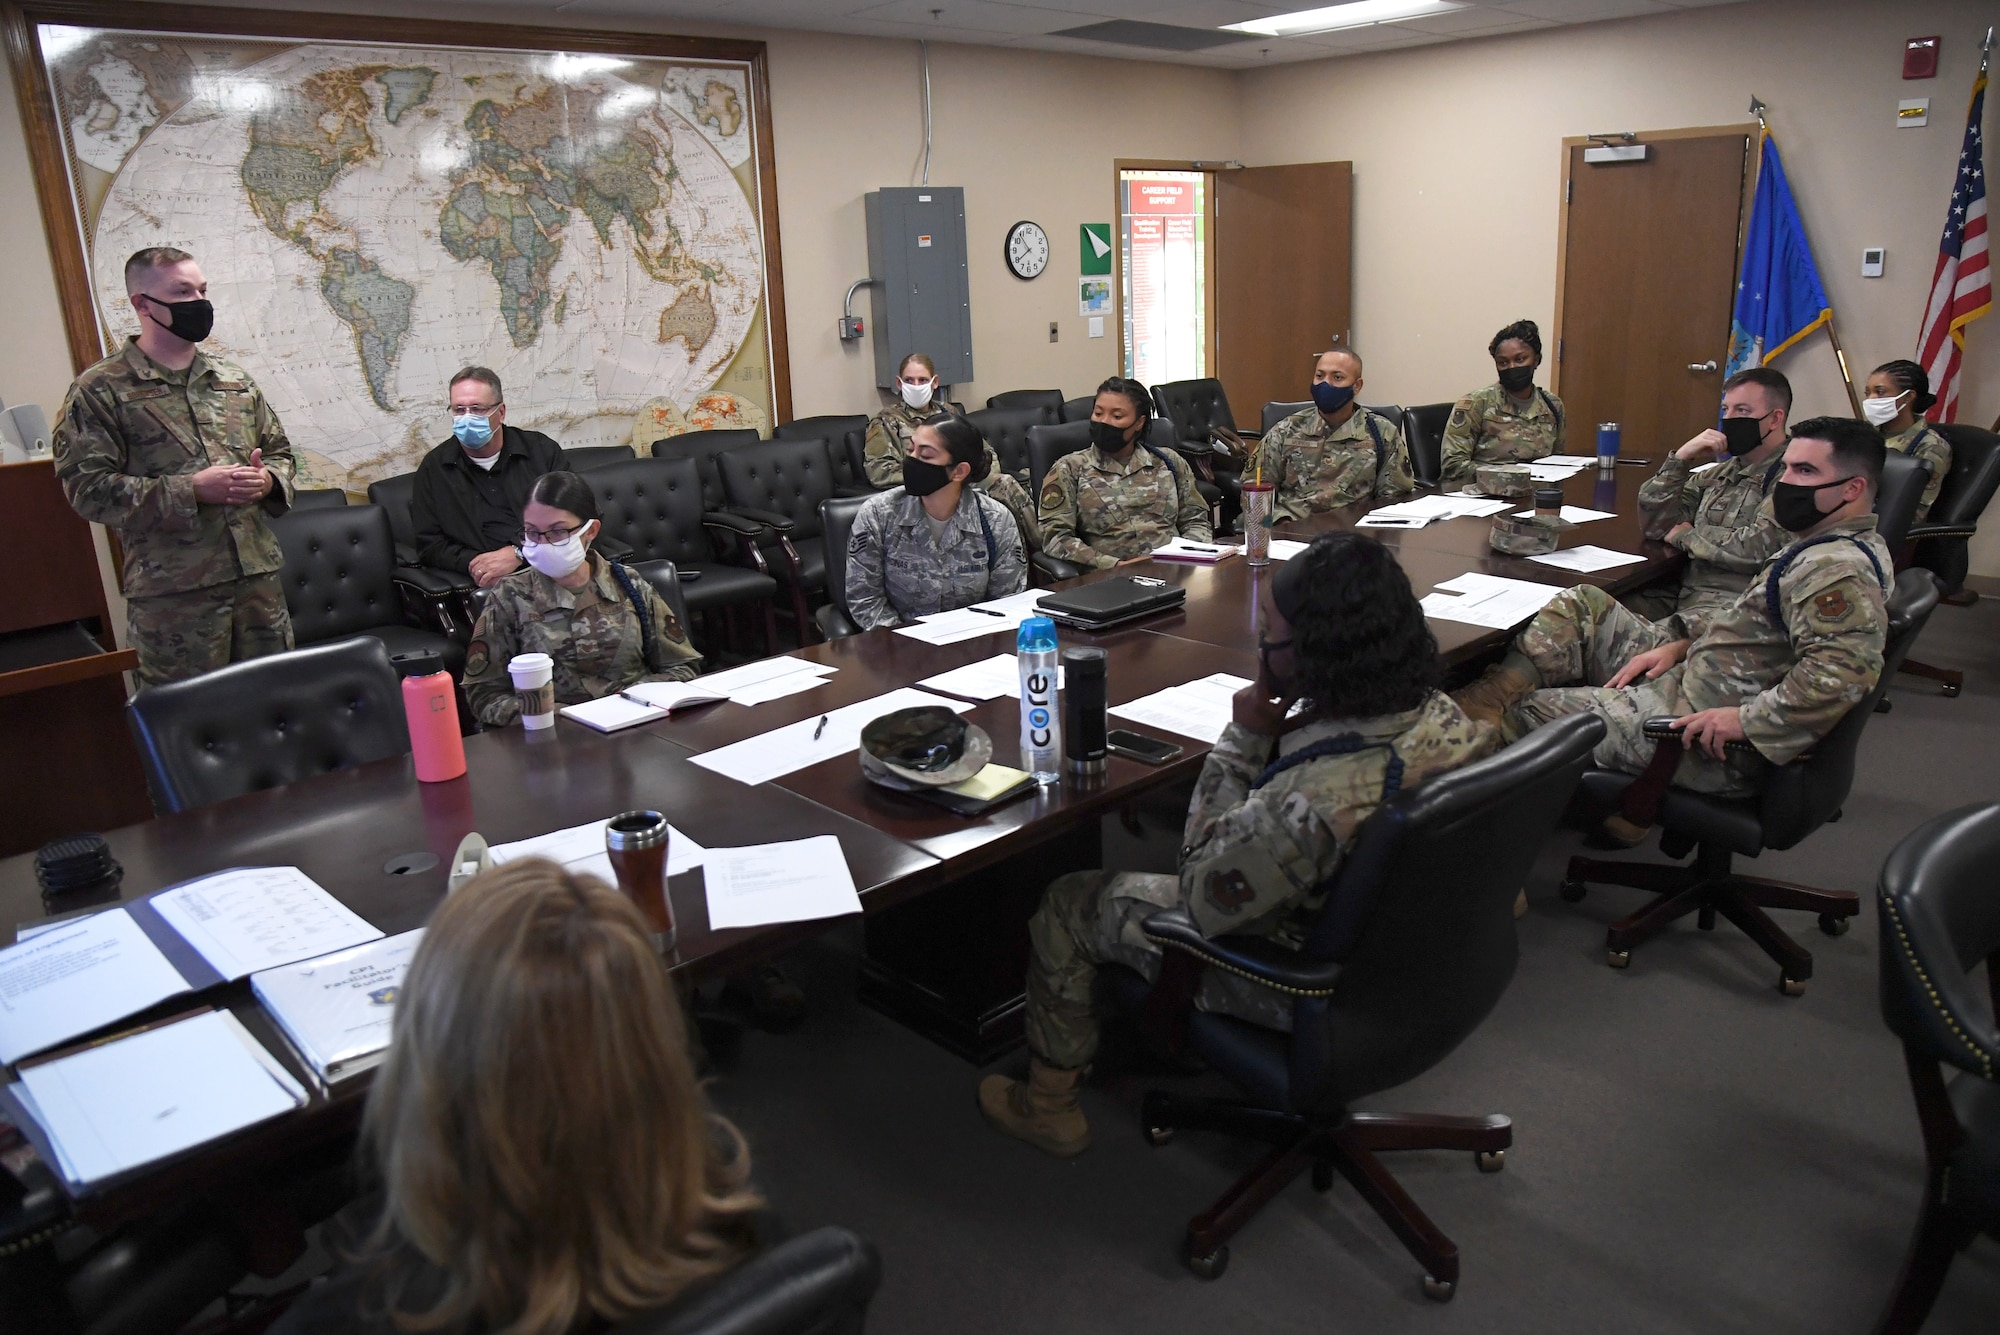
[1822,311,1863,416]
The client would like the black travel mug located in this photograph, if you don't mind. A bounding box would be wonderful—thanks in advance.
[1063,648,1107,776]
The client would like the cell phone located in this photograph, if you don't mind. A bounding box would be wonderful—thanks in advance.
[1105,729,1183,765]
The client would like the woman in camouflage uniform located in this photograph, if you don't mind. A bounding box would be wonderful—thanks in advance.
[1863,359,1952,524]
[1439,318,1567,490]
[463,471,700,727]
[861,351,1041,548]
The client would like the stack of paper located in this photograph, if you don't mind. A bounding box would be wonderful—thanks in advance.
[892,589,1049,647]
[918,654,1064,702]
[10,1011,306,1189]
[1511,505,1618,524]
[697,658,841,705]
[1266,539,1311,561]
[491,817,707,885]
[1150,536,1239,563]
[1359,495,1513,529]
[1524,455,1598,481]
[1528,545,1646,572]
[151,868,383,982]
[0,909,190,1065]
[251,930,423,1082]
[1108,673,1253,745]
[703,835,862,930]
[1419,573,1566,629]
[689,688,973,786]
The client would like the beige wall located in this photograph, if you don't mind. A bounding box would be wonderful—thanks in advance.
[1237,0,2000,573]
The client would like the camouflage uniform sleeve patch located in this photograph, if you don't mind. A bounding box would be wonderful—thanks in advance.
[1449,409,1466,426]
[1812,588,1852,625]
[1203,868,1255,916]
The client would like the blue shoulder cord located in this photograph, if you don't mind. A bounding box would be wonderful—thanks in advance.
[1361,410,1386,472]
[1537,388,1564,431]
[1762,533,1888,626]
[1252,733,1405,799]
[605,559,659,672]
[1138,437,1183,511]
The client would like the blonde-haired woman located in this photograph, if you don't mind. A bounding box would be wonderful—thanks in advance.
[274,860,762,1335]
[859,351,1043,548]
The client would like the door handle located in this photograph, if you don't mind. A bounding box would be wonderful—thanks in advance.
[1688,359,1718,373]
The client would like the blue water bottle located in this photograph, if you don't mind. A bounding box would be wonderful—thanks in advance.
[1017,616,1062,786]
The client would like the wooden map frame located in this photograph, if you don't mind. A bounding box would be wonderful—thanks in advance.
[2,0,793,421]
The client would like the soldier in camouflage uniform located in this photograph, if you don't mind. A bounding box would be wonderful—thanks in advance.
[1039,377,1211,569]
[1439,319,1566,490]
[862,353,1042,550]
[1257,349,1416,521]
[980,534,1498,1157]
[846,416,1027,629]
[53,248,297,687]
[1629,367,1792,629]
[463,472,700,727]
[1455,422,1891,804]
[1864,360,1953,523]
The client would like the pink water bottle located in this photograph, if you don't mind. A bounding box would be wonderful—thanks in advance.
[394,650,467,782]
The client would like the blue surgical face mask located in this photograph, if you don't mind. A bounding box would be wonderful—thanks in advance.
[1311,381,1355,414]
[453,415,494,449]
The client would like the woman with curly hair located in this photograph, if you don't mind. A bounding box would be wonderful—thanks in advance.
[978,533,1501,1157]
[1439,318,1567,490]
[274,859,764,1334]
[1863,359,1952,522]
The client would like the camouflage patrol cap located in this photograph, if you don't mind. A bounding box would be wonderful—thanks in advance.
[1469,463,1534,499]
[860,706,994,787]
[1488,513,1561,556]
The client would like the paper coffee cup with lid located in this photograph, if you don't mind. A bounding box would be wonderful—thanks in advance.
[508,652,556,729]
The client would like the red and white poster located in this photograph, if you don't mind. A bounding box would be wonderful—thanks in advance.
[1121,174,1204,385]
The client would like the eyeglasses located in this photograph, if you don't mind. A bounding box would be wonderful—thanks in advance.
[520,523,582,545]
[450,403,501,417]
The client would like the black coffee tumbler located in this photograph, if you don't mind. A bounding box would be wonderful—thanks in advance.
[1063,647,1107,776]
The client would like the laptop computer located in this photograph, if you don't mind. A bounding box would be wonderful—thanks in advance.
[1035,575,1187,631]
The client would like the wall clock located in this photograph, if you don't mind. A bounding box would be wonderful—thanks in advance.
[1004,220,1050,279]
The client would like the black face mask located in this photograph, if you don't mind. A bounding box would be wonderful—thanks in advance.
[1771,476,1854,532]
[139,294,214,343]
[1090,420,1136,454]
[1497,364,1536,394]
[901,456,953,498]
[1719,414,1767,456]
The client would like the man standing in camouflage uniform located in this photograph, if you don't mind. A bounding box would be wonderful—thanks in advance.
[1039,377,1210,569]
[1454,420,1891,811]
[1257,349,1416,522]
[1629,367,1792,628]
[862,352,1042,550]
[980,535,1498,1156]
[53,247,296,687]
[1439,319,1566,490]
[845,416,1025,630]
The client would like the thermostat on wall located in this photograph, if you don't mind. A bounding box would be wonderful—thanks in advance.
[1862,247,1885,278]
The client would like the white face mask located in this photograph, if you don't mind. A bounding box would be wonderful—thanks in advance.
[900,378,935,410]
[1861,393,1907,427]
[522,527,590,578]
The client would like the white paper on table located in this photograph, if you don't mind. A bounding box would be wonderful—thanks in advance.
[892,607,1024,646]
[724,673,835,706]
[1356,512,1438,529]
[972,588,1055,617]
[1108,672,1254,745]
[1524,457,1595,481]
[1528,544,1646,572]
[917,654,1065,702]
[697,657,838,699]
[149,868,382,982]
[1266,539,1311,561]
[1512,505,1617,524]
[1421,573,1566,629]
[618,680,729,713]
[1150,536,1239,563]
[689,688,973,787]
[491,818,707,883]
[702,835,862,930]
[0,908,191,1065]
[16,1010,305,1188]
[1368,495,1464,519]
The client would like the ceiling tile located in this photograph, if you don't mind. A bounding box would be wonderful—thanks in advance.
[847,0,1101,35]
[1395,6,1559,34]
[1484,0,1674,20]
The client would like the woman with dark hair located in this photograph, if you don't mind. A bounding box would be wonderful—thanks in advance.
[272,859,764,1335]
[1039,375,1211,568]
[1439,318,1567,489]
[980,533,1499,1156]
[461,470,700,727]
[844,413,1027,629]
[860,351,1042,547]
[1863,359,1952,521]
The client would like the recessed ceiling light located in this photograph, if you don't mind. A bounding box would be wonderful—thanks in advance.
[1222,0,1469,39]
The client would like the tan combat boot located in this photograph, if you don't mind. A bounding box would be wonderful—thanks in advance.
[978,1060,1091,1157]
[1452,657,1539,727]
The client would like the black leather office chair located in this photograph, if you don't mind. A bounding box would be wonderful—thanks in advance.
[984,388,1063,419]
[1406,402,1453,487]
[1060,394,1096,424]
[270,503,465,675]
[612,1226,882,1335]
[1026,421,1093,583]
[290,488,348,509]
[775,415,873,495]
[966,405,1045,486]
[363,471,475,636]
[718,437,839,642]
[1871,803,2000,1335]
[568,444,637,473]
[126,638,411,813]
[1107,714,1604,1299]
[1562,569,1941,993]
[815,495,871,640]
[1897,423,2000,698]
[1876,451,1929,550]
[1150,378,1236,444]
[1260,400,1312,435]
[648,429,764,509]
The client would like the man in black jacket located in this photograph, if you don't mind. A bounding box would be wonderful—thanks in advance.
[411,366,570,586]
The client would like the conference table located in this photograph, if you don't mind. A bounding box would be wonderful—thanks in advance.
[0,459,1678,1234]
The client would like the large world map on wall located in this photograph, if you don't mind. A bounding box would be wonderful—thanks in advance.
[41,26,775,489]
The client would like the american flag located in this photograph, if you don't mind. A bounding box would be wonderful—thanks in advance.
[1916,67,1991,423]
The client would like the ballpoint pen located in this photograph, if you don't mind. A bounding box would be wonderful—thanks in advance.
[967,607,1006,617]
[813,715,828,740]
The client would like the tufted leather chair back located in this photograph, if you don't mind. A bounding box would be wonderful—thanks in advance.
[1877,802,2000,1082]
[365,471,419,554]
[1919,425,2000,593]
[1875,451,1929,550]
[568,444,637,473]
[1261,401,1312,434]
[984,389,1063,419]
[588,457,710,568]
[291,488,349,509]
[718,437,837,540]
[271,504,403,645]
[1059,395,1096,424]
[965,405,1046,479]
[610,1226,882,1335]
[126,637,411,813]
[650,429,763,512]
[1404,403,1452,486]
[817,495,870,639]
[1150,378,1236,444]
[776,415,870,492]
[1026,421,1094,507]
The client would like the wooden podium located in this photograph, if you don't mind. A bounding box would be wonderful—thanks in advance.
[0,460,151,857]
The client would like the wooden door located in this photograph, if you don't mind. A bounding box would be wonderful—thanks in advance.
[1554,130,1753,458]
[1216,162,1352,422]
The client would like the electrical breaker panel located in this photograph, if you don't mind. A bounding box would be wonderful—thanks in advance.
[864,187,974,389]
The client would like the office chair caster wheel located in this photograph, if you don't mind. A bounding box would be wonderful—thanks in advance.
[1144,1123,1176,1147]
[1476,1149,1506,1173]
[1422,1275,1456,1303]
[1780,975,1806,997]
[1606,948,1630,969]
[1558,878,1586,903]
[1941,683,1961,698]
[1185,1246,1229,1280]
[1311,1161,1334,1192]
[1874,698,1893,714]
[1818,913,1850,936]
